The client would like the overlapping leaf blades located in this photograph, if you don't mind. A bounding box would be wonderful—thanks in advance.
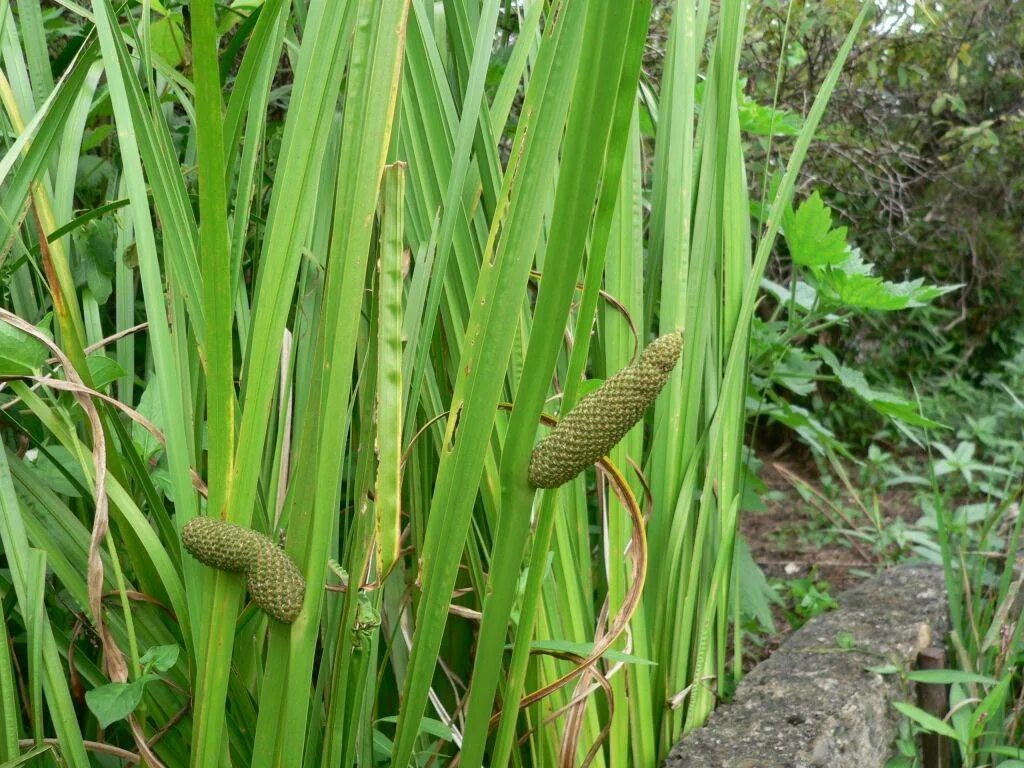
[0,1,870,765]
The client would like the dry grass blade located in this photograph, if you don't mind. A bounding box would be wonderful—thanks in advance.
[559,663,614,768]
[0,309,122,680]
[517,435,647,710]
[3,374,208,496]
[17,738,140,764]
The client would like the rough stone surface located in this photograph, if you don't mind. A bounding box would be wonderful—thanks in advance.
[665,564,948,768]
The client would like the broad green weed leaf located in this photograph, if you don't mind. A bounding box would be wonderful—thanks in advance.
[736,536,780,632]
[150,13,186,68]
[132,380,164,461]
[826,252,959,310]
[85,674,159,728]
[376,716,453,742]
[0,322,49,377]
[815,345,943,429]
[738,88,802,136]
[760,276,820,311]
[25,445,87,498]
[140,644,179,673]
[86,355,125,390]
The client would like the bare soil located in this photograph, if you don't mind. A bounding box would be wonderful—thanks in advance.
[740,453,922,660]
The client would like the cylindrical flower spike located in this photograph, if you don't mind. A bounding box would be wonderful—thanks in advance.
[181,517,260,572]
[180,517,306,623]
[246,539,306,623]
[528,331,683,489]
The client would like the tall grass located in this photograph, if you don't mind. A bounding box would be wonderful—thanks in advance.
[0,1,867,765]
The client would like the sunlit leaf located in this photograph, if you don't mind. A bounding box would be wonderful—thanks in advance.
[783,191,849,268]
[815,345,944,429]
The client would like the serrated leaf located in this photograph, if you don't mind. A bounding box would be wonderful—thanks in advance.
[78,218,117,274]
[815,346,943,429]
[829,270,908,310]
[783,191,849,268]
[739,458,768,513]
[761,276,820,311]
[132,379,164,461]
[738,88,803,137]
[74,218,118,304]
[736,537,779,632]
[829,267,958,312]
[815,250,960,311]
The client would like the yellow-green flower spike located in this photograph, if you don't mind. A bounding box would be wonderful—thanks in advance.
[180,517,306,623]
[181,517,259,572]
[528,331,683,489]
[246,539,306,623]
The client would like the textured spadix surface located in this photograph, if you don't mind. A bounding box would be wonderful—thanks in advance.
[181,517,259,572]
[528,331,683,488]
[181,517,305,623]
[245,538,307,623]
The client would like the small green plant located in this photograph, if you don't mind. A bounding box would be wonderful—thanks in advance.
[877,665,1024,768]
[85,645,180,729]
[891,430,1024,764]
[776,571,838,629]
[0,1,880,766]
[886,715,922,768]
[749,190,955,454]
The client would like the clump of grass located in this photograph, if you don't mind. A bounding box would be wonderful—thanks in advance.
[0,1,869,766]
